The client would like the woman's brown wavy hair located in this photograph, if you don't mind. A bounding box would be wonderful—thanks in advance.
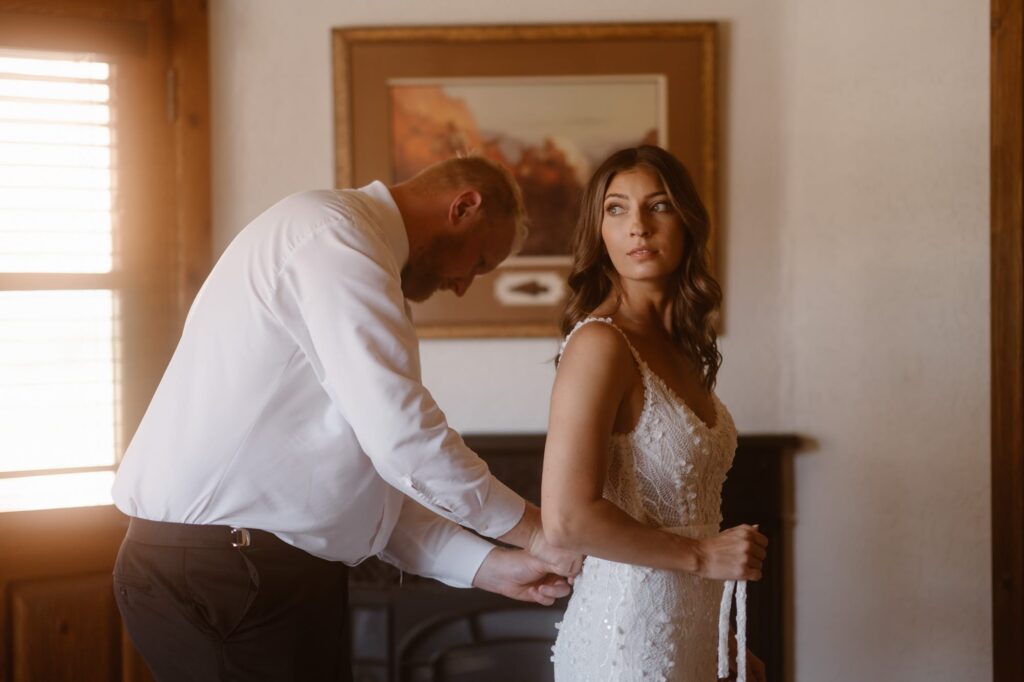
[559,145,723,389]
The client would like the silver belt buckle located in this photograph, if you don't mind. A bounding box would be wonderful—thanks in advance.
[230,527,251,548]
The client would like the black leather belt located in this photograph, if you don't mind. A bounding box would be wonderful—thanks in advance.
[127,517,288,550]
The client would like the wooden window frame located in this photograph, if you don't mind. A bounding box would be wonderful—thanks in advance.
[0,3,209,679]
[0,0,211,479]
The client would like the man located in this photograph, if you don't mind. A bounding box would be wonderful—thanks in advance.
[112,157,579,681]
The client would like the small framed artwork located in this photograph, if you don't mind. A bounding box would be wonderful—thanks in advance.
[332,23,718,337]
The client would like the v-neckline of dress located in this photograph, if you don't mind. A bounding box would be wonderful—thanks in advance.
[585,315,721,432]
[639,362,721,432]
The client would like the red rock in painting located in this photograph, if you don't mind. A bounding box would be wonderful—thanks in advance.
[513,139,582,255]
[391,86,487,181]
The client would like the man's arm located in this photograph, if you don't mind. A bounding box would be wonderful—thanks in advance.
[271,224,523,538]
[378,494,495,588]
[379,496,570,604]
[271,221,580,575]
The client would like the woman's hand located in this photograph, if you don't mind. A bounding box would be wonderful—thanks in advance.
[694,524,768,581]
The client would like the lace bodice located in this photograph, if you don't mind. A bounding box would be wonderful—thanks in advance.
[552,317,742,681]
[558,317,737,529]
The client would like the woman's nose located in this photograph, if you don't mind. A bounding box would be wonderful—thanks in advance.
[629,216,650,237]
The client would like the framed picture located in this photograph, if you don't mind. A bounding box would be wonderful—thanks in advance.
[332,24,718,337]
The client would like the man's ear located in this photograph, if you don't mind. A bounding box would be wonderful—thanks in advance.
[447,189,483,230]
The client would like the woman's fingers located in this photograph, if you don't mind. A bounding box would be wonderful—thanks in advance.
[730,524,769,546]
[695,526,770,580]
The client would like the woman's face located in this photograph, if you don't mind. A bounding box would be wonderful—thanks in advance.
[600,165,685,285]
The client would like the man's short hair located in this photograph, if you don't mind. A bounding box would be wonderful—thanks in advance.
[407,156,529,256]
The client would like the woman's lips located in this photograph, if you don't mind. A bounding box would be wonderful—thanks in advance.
[628,247,658,260]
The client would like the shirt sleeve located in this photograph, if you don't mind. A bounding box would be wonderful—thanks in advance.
[270,220,525,538]
[378,495,495,588]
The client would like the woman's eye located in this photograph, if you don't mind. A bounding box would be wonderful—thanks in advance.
[605,204,625,216]
[650,201,672,213]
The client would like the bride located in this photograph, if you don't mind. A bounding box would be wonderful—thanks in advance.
[543,146,767,681]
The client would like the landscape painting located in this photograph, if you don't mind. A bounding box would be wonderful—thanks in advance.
[388,75,666,259]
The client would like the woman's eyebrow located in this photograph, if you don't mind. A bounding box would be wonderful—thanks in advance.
[603,191,669,201]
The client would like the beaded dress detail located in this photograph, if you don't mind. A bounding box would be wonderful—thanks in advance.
[551,317,738,682]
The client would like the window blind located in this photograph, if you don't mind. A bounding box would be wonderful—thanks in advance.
[0,52,118,511]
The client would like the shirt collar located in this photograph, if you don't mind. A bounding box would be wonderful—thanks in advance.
[358,180,410,269]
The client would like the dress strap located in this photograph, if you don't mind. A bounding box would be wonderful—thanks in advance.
[558,316,646,371]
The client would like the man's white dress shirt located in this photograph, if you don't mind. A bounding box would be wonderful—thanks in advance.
[112,182,525,588]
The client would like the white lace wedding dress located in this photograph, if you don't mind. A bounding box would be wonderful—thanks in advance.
[551,317,739,682]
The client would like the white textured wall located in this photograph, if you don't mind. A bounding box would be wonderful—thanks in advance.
[209,1,990,679]
[779,2,991,680]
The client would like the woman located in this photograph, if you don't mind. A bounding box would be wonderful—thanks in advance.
[543,146,767,681]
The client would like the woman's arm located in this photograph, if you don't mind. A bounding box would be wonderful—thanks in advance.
[541,323,765,580]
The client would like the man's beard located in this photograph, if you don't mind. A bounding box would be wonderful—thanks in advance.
[400,261,440,302]
[400,232,462,302]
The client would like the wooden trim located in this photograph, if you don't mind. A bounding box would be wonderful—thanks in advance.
[0,11,147,55]
[336,22,717,44]
[110,0,178,458]
[0,273,121,290]
[330,29,352,188]
[0,0,155,20]
[991,0,1024,680]
[0,466,114,480]
[168,0,211,323]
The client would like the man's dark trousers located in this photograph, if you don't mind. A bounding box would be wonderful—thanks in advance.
[114,517,352,681]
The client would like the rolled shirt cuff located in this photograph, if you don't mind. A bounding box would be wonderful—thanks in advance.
[431,529,497,588]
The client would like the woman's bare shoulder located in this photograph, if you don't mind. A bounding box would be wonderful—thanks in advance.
[559,319,636,374]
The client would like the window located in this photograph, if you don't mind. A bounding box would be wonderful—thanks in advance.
[0,1,209,514]
[0,3,208,675]
[0,51,120,511]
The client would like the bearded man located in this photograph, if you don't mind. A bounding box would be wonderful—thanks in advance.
[111,156,580,681]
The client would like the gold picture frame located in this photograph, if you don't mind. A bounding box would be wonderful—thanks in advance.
[332,23,718,338]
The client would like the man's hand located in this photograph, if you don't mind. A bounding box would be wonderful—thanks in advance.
[472,547,572,606]
[497,503,583,579]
